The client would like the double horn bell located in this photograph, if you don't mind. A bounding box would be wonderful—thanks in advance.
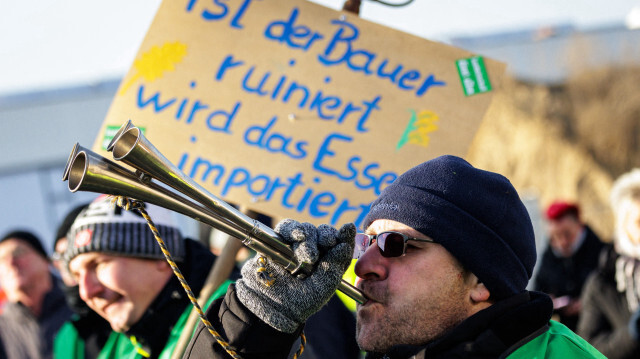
[64,120,367,304]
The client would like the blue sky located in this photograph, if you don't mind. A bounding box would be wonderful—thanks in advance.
[1,0,638,95]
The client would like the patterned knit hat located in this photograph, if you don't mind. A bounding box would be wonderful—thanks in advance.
[364,155,536,299]
[64,195,185,265]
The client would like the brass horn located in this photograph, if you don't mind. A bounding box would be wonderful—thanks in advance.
[64,125,366,304]
[66,148,308,282]
[110,125,295,264]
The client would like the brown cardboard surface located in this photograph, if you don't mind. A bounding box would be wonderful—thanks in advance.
[93,0,505,229]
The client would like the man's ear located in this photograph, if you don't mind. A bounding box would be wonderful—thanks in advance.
[468,276,491,303]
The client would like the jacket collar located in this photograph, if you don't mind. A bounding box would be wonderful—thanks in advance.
[125,238,215,357]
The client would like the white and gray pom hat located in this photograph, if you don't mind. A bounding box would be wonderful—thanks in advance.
[64,195,185,265]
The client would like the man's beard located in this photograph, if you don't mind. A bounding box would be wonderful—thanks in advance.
[355,283,469,352]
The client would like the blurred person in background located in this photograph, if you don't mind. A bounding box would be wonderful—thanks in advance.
[0,230,72,359]
[578,168,640,358]
[51,203,111,359]
[0,286,6,314]
[533,200,604,330]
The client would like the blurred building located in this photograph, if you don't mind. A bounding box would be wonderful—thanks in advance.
[0,81,200,251]
[451,23,640,84]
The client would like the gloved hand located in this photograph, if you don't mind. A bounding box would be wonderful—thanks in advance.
[235,219,356,333]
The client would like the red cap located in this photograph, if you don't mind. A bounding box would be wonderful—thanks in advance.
[546,201,580,220]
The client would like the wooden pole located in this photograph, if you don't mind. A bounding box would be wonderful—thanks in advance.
[170,208,258,359]
[342,0,361,14]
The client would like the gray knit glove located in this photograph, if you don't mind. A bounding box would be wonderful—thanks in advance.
[235,219,355,333]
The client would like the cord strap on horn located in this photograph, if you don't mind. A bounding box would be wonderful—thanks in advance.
[111,196,242,359]
[111,196,305,359]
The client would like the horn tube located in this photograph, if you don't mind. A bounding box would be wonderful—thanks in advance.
[106,119,135,152]
[67,150,300,274]
[64,143,366,304]
[110,126,294,264]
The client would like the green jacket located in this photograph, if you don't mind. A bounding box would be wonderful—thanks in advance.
[54,280,231,359]
[508,320,605,359]
[352,292,605,359]
[54,319,86,359]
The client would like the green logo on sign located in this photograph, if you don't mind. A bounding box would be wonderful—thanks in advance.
[456,56,492,96]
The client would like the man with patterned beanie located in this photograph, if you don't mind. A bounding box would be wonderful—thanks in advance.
[63,195,236,358]
[183,155,605,358]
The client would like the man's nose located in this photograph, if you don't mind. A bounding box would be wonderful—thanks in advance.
[7,254,24,268]
[77,271,102,301]
[354,242,388,281]
[8,256,19,266]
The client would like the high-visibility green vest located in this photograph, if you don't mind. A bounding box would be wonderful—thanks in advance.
[54,318,86,359]
[54,280,231,359]
[507,320,605,359]
[336,260,358,312]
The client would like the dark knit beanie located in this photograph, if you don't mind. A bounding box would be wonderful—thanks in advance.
[363,155,536,299]
[0,230,48,260]
[64,195,185,265]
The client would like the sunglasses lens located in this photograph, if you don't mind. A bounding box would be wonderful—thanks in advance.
[353,233,370,259]
[378,232,405,257]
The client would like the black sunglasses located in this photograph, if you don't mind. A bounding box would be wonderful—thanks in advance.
[353,231,434,259]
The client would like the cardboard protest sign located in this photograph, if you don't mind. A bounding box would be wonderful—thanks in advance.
[93,0,505,229]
